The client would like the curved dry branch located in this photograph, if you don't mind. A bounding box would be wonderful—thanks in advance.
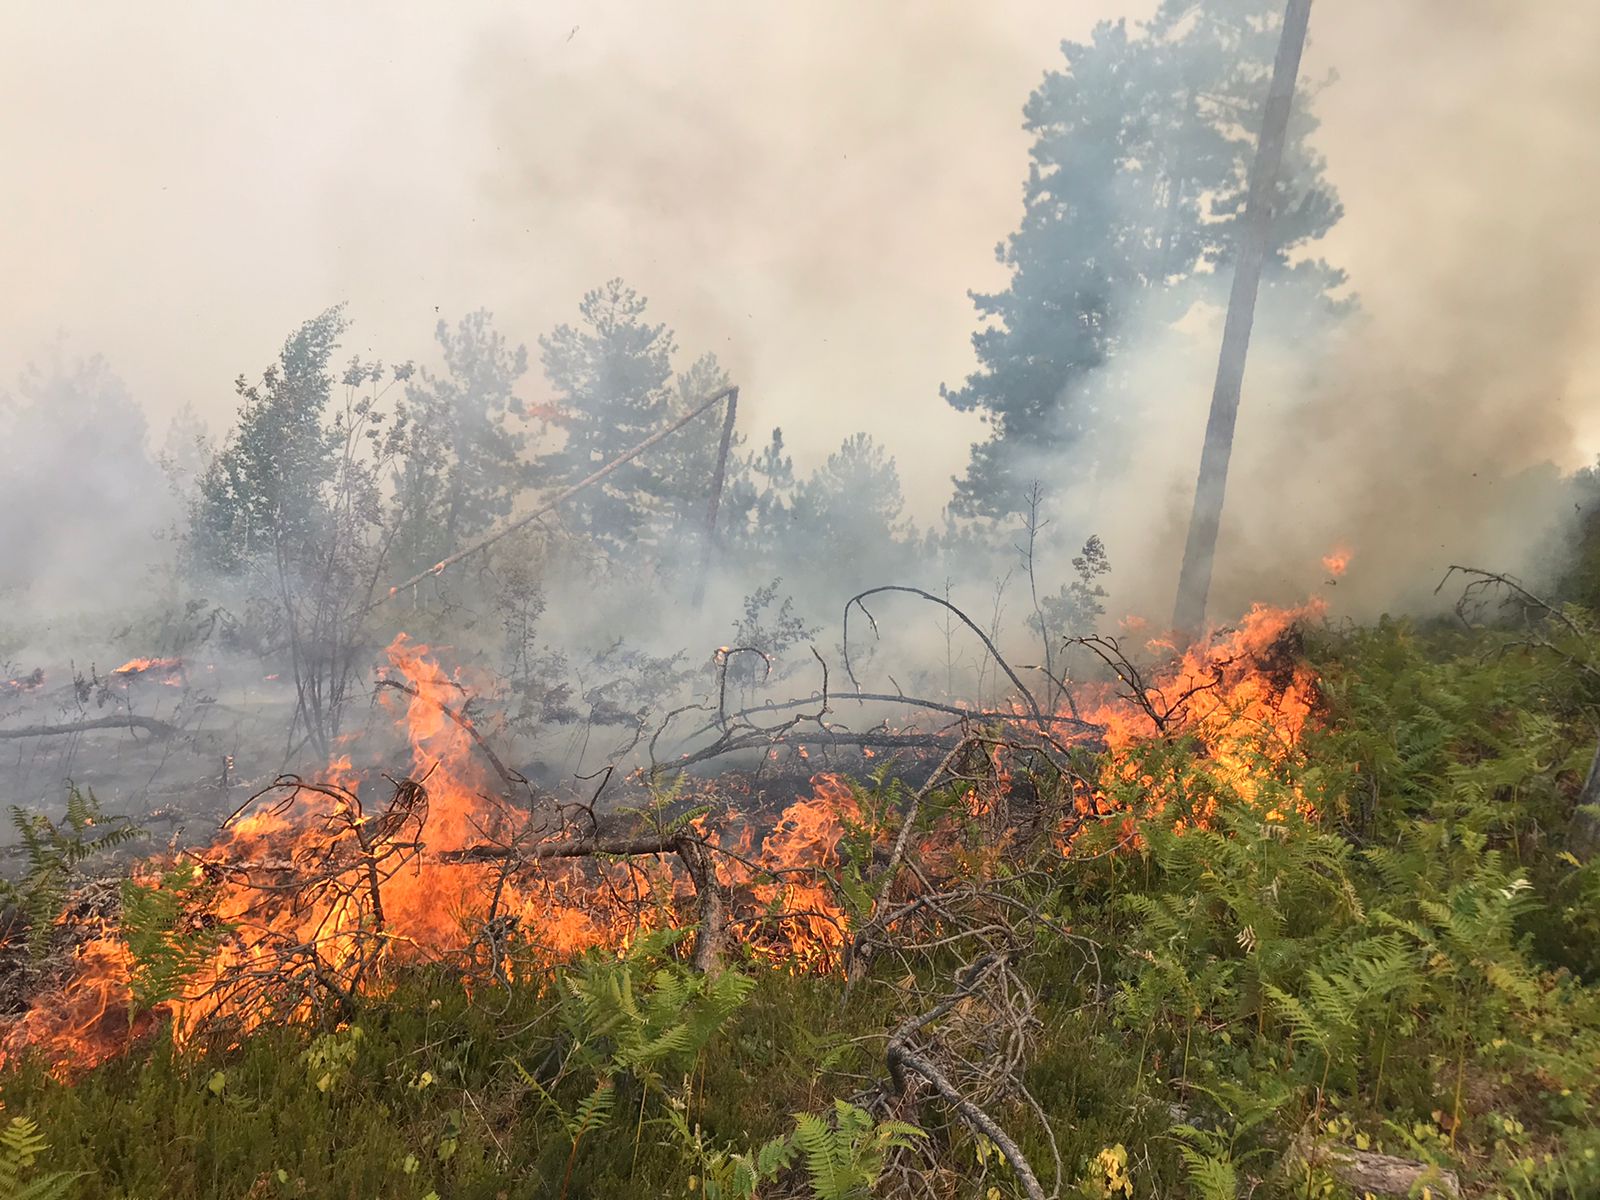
[843,585,1047,732]
[374,676,533,797]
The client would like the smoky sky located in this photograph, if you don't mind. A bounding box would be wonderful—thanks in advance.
[3,1,1596,612]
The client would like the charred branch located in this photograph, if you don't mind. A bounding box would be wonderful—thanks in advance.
[374,676,535,798]
[0,714,181,741]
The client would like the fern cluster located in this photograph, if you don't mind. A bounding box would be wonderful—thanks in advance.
[0,784,142,961]
[0,1116,83,1200]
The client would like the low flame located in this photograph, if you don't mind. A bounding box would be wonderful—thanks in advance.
[2,608,1327,1078]
[111,657,184,686]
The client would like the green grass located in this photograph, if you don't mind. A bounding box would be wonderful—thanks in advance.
[6,613,1600,1198]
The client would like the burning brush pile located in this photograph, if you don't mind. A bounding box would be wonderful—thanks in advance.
[0,604,1322,1080]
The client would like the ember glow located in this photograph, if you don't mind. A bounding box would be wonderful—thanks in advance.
[1321,546,1353,578]
[111,657,184,686]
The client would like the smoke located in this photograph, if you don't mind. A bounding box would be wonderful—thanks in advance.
[1036,0,1600,624]
[1,0,1596,642]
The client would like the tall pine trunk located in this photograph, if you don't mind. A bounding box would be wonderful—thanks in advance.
[1171,0,1314,638]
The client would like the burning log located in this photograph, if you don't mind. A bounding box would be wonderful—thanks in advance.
[111,656,183,678]
[1,668,44,694]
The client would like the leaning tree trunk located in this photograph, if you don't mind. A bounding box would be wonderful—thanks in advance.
[1572,734,1600,858]
[1171,0,1314,640]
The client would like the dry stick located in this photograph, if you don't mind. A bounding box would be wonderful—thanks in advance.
[884,952,1047,1200]
[686,692,1104,741]
[439,830,732,971]
[845,738,981,986]
[665,728,965,776]
[372,385,739,609]
[438,832,684,865]
[843,586,1048,733]
[0,715,180,740]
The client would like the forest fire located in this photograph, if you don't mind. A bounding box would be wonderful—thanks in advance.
[1,668,44,694]
[0,611,1324,1079]
[111,657,184,683]
[1070,602,1324,834]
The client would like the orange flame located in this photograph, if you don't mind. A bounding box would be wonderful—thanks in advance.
[2,608,1325,1078]
[112,657,182,677]
[1,636,863,1075]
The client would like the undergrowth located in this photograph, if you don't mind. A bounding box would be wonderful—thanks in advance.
[4,613,1600,1198]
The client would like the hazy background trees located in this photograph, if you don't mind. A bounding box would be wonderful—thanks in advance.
[943,0,1343,521]
[0,352,169,605]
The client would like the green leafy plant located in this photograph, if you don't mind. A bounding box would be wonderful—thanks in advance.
[303,1024,364,1094]
[551,929,754,1090]
[120,863,231,1013]
[789,1100,923,1200]
[0,784,142,960]
[0,1116,86,1200]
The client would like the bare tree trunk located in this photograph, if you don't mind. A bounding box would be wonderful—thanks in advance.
[1171,0,1314,640]
[692,388,740,608]
[1573,734,1600,858]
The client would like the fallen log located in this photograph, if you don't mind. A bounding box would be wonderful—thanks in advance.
[1290,1137,1461,1198]
[0,715,179,740]
[687,692,1105,742]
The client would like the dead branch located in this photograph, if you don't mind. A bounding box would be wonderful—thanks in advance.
[437,832,684,865]
[844,586,1049,733]
[662,729,968,776]
[0,714,180,740]
[883,952,1047,1200]
[1068,634,1221,733]
[686,692,1104,742]
[845,738,986,984]
[374,676,534,798]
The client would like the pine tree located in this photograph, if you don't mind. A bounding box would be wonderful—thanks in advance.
[650,351,742,547]
[536,279,679,555]
[786,433,912,591]
[721,427,796,560]
[191,307,347,572]
[943,0,1344,520]
[392,310,532,574]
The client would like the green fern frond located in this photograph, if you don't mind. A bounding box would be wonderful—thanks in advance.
[0,1117,86,1200]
